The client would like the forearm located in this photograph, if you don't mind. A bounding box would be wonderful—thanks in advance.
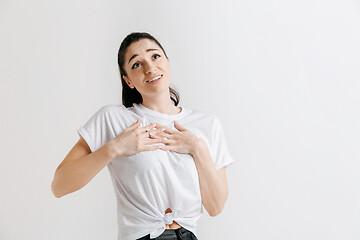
[191,140,228,216]
[51,142,116,198]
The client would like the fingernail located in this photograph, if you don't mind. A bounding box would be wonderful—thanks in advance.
[161,128,165,131]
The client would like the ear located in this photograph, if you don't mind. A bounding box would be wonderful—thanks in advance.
[123,76,134,89]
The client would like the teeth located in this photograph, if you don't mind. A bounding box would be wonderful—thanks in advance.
[148,75,162,82]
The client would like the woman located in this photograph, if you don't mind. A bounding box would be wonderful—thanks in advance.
[51,32,234,240]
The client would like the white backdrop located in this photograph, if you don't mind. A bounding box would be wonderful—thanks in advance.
[1,0,359,239]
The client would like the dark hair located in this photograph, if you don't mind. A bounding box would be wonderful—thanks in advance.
[117,32,180,108]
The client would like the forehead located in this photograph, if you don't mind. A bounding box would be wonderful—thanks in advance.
[126,39,161,58]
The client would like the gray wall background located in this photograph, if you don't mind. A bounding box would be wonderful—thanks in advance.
[1,0,359,239]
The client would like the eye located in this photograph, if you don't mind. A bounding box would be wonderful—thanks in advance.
[153,54,161,59]
[131,63,140,69]
[131,54,161,69]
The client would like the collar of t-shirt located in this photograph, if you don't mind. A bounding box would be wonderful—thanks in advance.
[132,103,188,122]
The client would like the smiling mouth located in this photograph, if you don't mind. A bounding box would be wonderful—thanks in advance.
[146,74,163,83]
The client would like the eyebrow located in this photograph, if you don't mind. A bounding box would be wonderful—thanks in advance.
[128,49,160,65]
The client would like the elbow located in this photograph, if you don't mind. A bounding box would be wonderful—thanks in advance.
[51,180,64,198]
[208,195,228,217]
[209,206,224,217]
[51,167,70,199]
[206,201,225,217]
[51,178,79,198]
[203,198,226,217]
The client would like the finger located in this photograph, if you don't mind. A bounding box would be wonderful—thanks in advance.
[143,144,161,151]
[149,129,164,138]
[155,131,173,139]
[174,121,186,131]
[129,119,142,129]
[138,123,157,134]
[140,129,163,139]
[158,144,171,151]
[143,137,163,145]
[160,137,175,145]
[155,123,175,134]
[145,123,157,132]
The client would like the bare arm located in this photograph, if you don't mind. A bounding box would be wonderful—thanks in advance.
[51,120,162,198]
[151,122,230,217]
[51,136,116,198]
[191,140,229,217]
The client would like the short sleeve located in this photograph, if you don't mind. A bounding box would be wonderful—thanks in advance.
[76,106,112,153]
[211,116,235,170]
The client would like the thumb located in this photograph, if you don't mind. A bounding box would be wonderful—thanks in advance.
[130,119,142,129]
[174,121,185,131]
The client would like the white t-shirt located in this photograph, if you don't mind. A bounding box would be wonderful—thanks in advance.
[77,102,235,240]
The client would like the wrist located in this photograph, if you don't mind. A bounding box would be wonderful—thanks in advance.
[190,137,206,157]
[103,141,118,159]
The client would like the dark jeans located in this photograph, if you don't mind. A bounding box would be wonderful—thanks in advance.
[136,227,198,240]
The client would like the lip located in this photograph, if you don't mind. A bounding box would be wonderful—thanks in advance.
[146,74,163,84]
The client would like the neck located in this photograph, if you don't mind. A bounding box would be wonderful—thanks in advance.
[141,92,180,115]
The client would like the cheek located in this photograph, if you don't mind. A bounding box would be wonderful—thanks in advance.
[128,70,141,79]
[163,61,171,72]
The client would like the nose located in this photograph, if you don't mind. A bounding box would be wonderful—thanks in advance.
[144,61,157,74]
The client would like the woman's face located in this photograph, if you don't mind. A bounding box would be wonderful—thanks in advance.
[123,38,171,97]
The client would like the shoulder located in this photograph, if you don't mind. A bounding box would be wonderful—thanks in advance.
[95,104,128,115]
[184,107,219,128]
[84,104,130,122]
